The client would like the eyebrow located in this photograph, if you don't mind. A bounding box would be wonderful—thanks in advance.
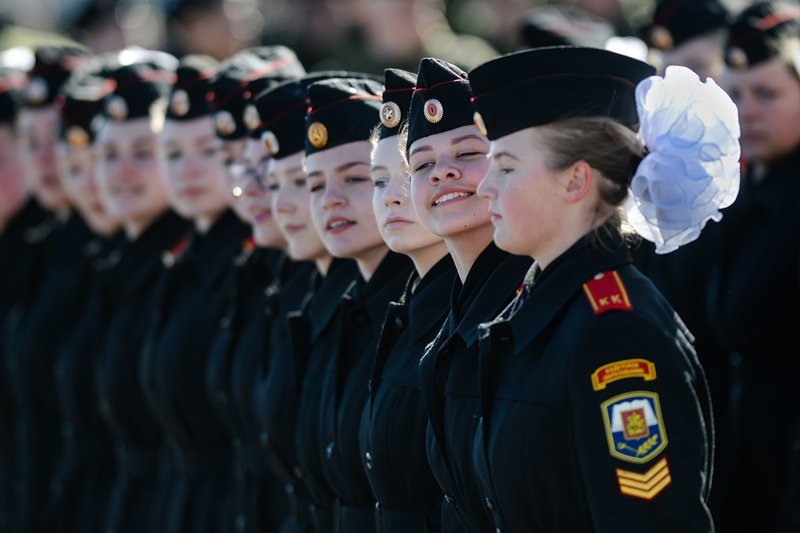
[451,134,486,145]
[370,164,388,172]
[408,145,432,158]
[491,151,521,161]
[336,161,370,173]
[132,137,154,149]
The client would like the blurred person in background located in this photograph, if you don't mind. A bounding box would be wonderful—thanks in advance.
[164,0,261,60]
[708,2,800,530]
[93,54,190,533]
[4,44,95,533]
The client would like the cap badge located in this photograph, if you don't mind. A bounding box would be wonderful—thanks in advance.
[648,25,674,51]
[727,47,748,70]
[106,96,128,121]
[215,110,237,136]
[170,89,190,116]
[380,101,401,128]
[244,104,261,131]
[66,125,90,148]
[423,98,444,124]
[261,130,280,156]
[308,121,328,149]
[473,112,488,137]
[26,77,48,105]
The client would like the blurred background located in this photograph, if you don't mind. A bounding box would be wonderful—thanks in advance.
[0,0,757,73]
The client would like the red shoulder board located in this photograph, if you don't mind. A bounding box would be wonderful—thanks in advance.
[243,236,256,253]
[582,270,632,315]
[162,234,191,267]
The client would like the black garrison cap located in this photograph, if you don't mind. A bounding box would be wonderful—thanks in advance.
[25,45,92,108]
[378,68,416,141]
[643,0,730,52]
[725,1,800,69]
[166,54,218,121]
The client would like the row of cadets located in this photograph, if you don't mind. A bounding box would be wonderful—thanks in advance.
[358,67,458,533]
[92,50,190,533]
[3,44,94,533]
[409,57,533,532]
[205,45,307,533]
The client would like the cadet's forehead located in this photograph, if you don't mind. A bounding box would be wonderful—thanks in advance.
[305,140,373,176]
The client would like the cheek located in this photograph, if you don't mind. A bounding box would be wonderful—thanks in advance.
[410,179,431,216]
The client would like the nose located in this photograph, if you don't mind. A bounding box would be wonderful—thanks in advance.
[274,188,295,215]
[476,170,496,200]
[429,157,461,186]
[322,182,346,210]
[383,175,407,207]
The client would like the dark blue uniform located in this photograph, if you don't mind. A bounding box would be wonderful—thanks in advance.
[359,255,456,532]
[473,233,714,532]
[419,243,531,532]
[95,211,188,533]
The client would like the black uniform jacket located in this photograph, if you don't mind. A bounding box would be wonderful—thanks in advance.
[359,254,456,532]
[140,209,249,533]
[419,243,531,533]
[319,251,414,532]
[292,258,358,532]
[473,233,714,532]
[5,213,94,533]
[94,210,188,533]
[705,148,800,532]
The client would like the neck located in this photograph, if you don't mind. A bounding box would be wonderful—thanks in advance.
[408,240,449,279]
[53,205,71,222]
[534,210,602,270]
[315,254,333,276]
[194,210,225,234]
[445,223,495,282]
[355,244,389,282]
[124,209,164,240]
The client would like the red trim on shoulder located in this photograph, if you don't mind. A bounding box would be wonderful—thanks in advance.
[582,270,632,315]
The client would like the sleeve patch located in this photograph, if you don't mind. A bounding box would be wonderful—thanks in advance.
[591,359,657,391]
[582,270,632,315]
[616,457,672,500]
[601,391,668,463]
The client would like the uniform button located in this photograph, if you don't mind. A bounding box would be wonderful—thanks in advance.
[394,316,404,329]
[484,497,496,511]
[292,466,303,479]
[325,442,336,459]
[364,452,373,470]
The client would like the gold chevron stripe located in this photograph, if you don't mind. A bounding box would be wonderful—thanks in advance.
[618,466,670,490]
[616,458,668,482]
[619,475,672,500]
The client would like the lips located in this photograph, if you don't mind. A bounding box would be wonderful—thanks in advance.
[431,189,473,207]
[326,216,356,234]
[250,206,272,223]
[283,223,305,234]
[384,215,412,229]
[41,174,60,187]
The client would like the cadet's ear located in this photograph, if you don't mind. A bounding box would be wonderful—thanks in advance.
[562,160,593,204]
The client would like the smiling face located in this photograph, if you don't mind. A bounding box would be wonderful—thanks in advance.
[159,116,230,222]
[268,150,329,261]
[234,137,285,248]
[371,135,443,256]
[96,117,169,233]
[306,140,387,263]
[56,142,118,235]
[408,124,492,240]
[724,57,800,165]
[17,106,68,213]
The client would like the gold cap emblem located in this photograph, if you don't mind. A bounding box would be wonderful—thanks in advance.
[106,96,128,121]
[648,25,674,51]
[473,112,487,137]
[170,89,190,116]
[380,101,401,129]
[261,130,280,156]
[215,110,236,136]
[423,98,443,124]
[308,121,328,149]
[727,47,748,69]
[66,125,89,148]
[25,77,48,105]
[244,104,261,132]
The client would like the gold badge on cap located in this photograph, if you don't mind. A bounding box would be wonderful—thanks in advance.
[66,125,90,148]
[170,89,190,116]
[473,112,487,137]
[215,110,237,136]
[106,96,128,121]
[261,130,280,156]
[26,77,48,105]
[423,98,443,124]
[727,47,748,69]
[648,25,674,51]
[308,121,328,149]
[244,104,261,132]
[380,101,401,129]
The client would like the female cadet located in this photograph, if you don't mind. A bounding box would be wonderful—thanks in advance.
[254,73,337,532]
[358,68,456,533]
[140,53,249,533]
[709,3,800,530]
[93,55,189,533]
[5,45,95,533]
[210,46,305,221]
[47,58,122,532]
[303,76,415,532]
[407,58,532,532]
[466,46,740,531]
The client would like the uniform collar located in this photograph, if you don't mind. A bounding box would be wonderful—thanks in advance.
[120,210,189,291]
[309,258,359,340]
[345,251,415,329]
[408,254,457,343]
[180,209,250,286]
